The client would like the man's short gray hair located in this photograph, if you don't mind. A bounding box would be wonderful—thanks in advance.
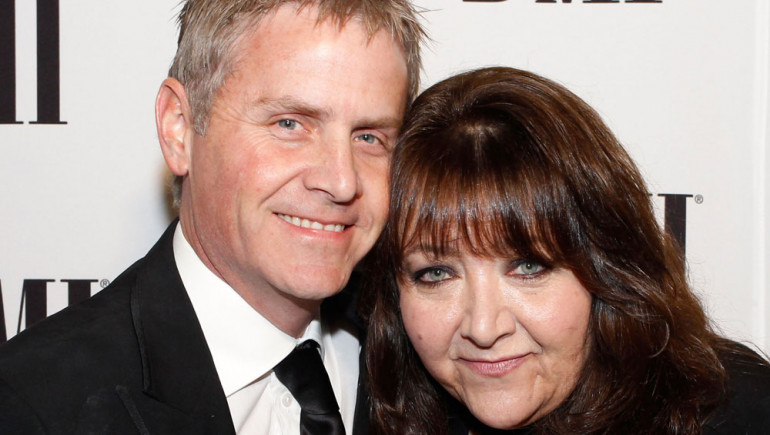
[169,0,426,135]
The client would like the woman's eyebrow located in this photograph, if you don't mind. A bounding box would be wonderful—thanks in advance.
[402,243,461,258]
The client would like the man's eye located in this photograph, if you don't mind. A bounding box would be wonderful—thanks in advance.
[355,133,379,144]
[277,119,298,130]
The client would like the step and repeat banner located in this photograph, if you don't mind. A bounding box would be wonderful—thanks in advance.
[1,0,769,353]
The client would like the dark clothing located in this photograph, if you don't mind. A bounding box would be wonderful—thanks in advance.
[704,346,770,434]
[448,347,770,434]
[0,222,369,434]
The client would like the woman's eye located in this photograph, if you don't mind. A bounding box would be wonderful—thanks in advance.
[512,260,545,276]
[415,267,452,283]
[277,119,298,130]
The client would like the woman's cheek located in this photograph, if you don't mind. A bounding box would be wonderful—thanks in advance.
[401,294,430,346]
[401,292,458,360]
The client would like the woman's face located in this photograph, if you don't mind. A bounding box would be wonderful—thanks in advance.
[399,245,592,429]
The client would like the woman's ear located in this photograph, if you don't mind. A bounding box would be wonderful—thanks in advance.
[155,77,194,176]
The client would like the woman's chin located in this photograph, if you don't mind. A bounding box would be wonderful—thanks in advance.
[467,404,537,431]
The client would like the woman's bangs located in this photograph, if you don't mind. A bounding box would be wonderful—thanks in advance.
[394,157,561,264]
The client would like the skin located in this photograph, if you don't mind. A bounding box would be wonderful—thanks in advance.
[156,4,408,337]
[399,246,592,429]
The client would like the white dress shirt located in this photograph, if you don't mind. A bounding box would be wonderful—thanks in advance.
[172,224,360,434]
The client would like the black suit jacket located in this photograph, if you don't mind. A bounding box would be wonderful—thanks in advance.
[0,222,370,434]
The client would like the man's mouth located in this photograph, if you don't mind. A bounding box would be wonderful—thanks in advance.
[277,213,347,233]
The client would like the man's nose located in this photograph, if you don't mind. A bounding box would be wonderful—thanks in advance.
[303,134,360,204]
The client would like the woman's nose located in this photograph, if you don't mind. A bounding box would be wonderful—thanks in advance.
[459,276,516,348]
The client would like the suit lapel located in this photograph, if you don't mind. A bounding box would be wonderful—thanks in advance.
[124,223,370,434]
[128,222,235,434]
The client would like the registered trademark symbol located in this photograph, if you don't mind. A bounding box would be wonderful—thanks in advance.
[694,195,704,204]
[100,279,110,288]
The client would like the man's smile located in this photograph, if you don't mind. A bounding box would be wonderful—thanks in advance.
[277,213,348,233]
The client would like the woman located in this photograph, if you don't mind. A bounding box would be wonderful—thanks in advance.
[363,66,770,434]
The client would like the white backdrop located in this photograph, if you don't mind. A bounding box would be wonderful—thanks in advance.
[1,0,768,354]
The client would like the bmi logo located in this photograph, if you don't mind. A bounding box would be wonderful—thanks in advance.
[0,279,98,343]
[0,1,65,125]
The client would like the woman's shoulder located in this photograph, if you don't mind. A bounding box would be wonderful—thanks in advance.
[704,342,770,434]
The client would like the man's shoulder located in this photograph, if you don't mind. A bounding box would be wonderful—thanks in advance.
[0,257,145,386]
[0,222,209,433]
[0,256,150,433]
[1,257,141,354]
[0,221,179,373]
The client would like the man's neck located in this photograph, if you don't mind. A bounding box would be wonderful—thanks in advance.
[233,286,321,338]
[177,214,322,338]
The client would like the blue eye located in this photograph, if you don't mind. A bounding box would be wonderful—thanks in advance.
[513,260,545,276]
[415,267,452,284]
[356,133,378,144]
[277,119,298,130]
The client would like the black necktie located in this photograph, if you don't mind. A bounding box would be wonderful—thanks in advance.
[273,340,346,435]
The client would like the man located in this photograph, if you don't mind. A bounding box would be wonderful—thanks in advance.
[0,0,424,433]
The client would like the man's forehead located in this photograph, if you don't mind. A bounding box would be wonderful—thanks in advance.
[228,5,407,88]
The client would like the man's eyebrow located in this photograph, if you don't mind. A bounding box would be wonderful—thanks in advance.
[250,96,329,119]
[355,116,403,130]
[249,96,402,130]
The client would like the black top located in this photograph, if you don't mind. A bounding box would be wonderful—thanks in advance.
[448,345,770,434]
[704,346,770,434]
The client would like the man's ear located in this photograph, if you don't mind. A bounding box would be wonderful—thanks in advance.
[156,77,195,176]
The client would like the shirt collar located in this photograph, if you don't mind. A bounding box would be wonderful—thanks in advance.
[172,222,322,396]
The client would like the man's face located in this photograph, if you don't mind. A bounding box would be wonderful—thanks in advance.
[178,5,408,330]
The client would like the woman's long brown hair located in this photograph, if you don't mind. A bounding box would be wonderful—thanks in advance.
[362,67,760,434]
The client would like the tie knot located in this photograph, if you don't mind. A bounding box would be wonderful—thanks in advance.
[298,339,320,353]
[273,340,340,415]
